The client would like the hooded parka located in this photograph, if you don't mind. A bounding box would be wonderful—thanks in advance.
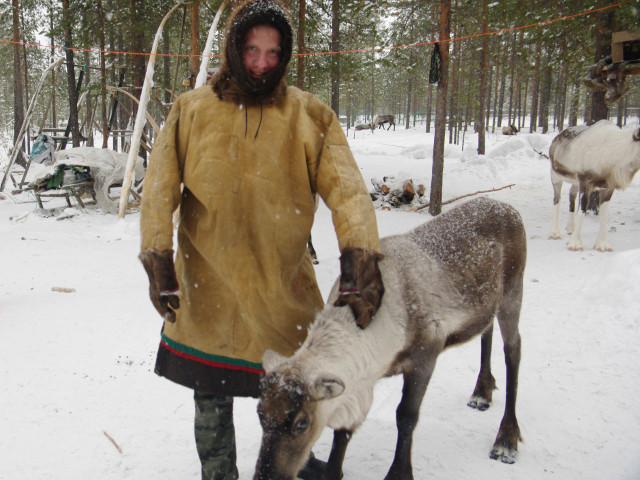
[140,0,380,397]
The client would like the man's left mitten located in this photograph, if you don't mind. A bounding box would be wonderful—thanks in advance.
[139,249,180,323]
[333,247,384,329]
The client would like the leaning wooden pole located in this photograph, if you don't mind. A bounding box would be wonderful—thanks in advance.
[194,0,228,88]
[1,57,64,193]
[118,1,186,219]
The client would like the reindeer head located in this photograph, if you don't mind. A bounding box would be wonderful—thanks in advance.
[253,350,345,480]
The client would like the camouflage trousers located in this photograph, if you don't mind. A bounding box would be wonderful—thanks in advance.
[194,391,239,480]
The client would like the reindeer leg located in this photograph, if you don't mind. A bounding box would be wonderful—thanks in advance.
[322,429,351,480]
[492,282,523,464]
[385,349,439,480]
[594,188,614,252]
[468,324,497,411]
[568,184,589,251]
[549,172,564,239]
[566,183,578,235]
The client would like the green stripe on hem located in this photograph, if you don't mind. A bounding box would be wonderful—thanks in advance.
[161,334,263,371]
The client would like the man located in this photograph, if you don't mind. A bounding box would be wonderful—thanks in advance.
[139,1,383,479]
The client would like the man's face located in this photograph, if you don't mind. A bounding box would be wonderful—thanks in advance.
[242,25,282,80]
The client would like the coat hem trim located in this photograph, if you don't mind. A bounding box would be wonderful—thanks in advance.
[160,334,265,374]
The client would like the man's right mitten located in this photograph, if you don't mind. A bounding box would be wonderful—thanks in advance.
[139,249,180,323]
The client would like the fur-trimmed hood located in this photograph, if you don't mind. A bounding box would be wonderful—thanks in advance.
[212,0,293,106]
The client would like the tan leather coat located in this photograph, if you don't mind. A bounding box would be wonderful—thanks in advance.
[140,84,380,395]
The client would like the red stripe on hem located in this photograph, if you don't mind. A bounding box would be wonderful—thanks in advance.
[160,340,265,375]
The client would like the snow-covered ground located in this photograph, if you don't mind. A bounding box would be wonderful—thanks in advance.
[1,123,639,480]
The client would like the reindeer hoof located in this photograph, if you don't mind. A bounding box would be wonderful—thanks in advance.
[490,444,517,464]
[467,396,490,411]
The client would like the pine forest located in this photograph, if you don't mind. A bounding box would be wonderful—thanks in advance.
[1,0,638,164]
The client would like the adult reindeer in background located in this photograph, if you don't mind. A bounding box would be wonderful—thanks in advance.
[254,197,527,480]
[373,114,396,131]
[549,120,640,251]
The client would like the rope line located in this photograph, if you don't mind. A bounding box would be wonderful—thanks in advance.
[0,1,630,59]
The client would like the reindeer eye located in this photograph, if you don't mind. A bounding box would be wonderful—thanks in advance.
[293,416,309,435]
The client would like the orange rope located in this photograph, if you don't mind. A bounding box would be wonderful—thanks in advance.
[0,0,630,59]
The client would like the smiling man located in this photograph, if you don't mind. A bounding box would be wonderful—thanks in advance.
[243,25,282,81]
[139,1,383,479]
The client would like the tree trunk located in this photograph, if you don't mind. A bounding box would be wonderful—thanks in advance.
[12,0,25,165]
[555,31,568,132]
[616,95,625,127]
[49,4,57,130]
[539,63,552,134]
[405,54,413,129]
[131,0,145,100]
[591,9,615,123]
[447,14,459,145]
[296,0,306,90]
[98,0,109,148]
[520,76,529,129]
[83,50,94,146]
[491,62,499,133]
[330,0,340,116]
[477,0,488,155]
[163,25,171,104]
[497,59,505,128]
[429,0,450,217]
[190,3,200,77]
[20,10,31,155]
[485,54,492,133]
[506,30,516,126]
[529,40,541,133]
[569,79,580,127]
[63,0,82,148]
[425,82,433,133]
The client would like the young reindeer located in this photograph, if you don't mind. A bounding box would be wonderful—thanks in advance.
[549,120,640,251]
[254,197,526,480]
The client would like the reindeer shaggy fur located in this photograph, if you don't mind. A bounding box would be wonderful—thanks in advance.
[373,115,396,131]
[254,197,526,480]
[549,120,640,251]
[502,124,518,136]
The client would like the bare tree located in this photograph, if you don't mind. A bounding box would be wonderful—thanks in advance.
[590,8,615,123]
[429,0,450,217]
[190,2,200,78]
[296,0,306,90]
[330,0,340,116]
[477,0,488,155]
[12,0,25,165]
[62,0,82,148]
[98,0,109,148]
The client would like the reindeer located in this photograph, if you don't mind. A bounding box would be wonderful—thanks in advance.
[502,124,518,136]
[549,120,640,251]
[373,114,396,131]
[254,197,526,480]
[355,123,374,132]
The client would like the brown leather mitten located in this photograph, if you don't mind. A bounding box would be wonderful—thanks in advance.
[139,249,180,323]
[333,248,384,329]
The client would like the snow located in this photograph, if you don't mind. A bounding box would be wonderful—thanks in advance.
[2,124,640,479]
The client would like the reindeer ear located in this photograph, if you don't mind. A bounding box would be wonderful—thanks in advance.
[308,374,345,401]
[262,349,286,372]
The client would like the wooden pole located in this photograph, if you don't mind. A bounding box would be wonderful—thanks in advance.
[117,1,187,219]
[1,58,64,192]
[194,0,228,88]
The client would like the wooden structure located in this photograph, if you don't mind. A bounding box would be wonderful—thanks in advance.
[612,30,640,65]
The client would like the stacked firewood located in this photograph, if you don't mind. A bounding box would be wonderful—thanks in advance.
[370,177,426,209]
